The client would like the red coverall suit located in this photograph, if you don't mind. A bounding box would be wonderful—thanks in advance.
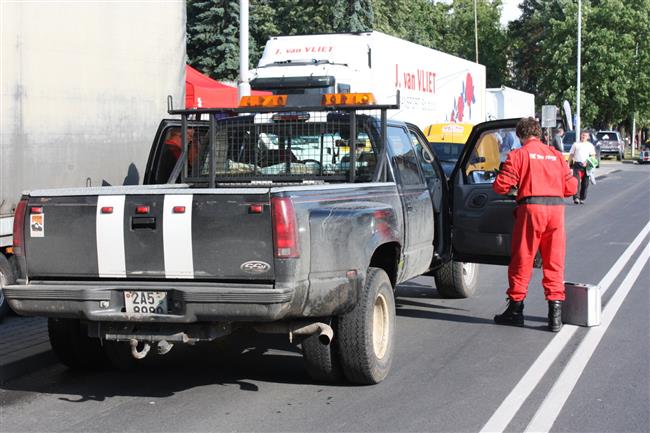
[493,137,578,301]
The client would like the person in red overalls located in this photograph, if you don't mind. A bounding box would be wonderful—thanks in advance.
[493,118,578,332]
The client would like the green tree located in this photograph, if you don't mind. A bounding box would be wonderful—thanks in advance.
[187,0,241,80]
[372,0,446,48]
[333,0,374,32]
[439,0,508,87]
[507,0,650,129]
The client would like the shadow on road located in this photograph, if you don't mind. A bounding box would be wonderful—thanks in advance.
[0,332,339,405]
[395,279,550,329]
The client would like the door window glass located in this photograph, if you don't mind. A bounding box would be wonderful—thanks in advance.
[389,126,423,185]
[409,131,437,179]
[465,128,520,184]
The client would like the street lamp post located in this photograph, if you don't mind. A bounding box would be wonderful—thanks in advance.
[238,0,251,102]
[575,0,582,134]
[474,0,479,63]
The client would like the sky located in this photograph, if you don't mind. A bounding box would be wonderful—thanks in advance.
[500,0,523,26]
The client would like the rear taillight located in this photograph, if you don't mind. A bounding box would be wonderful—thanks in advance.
[12,198,28,256]
[271,197,299,258]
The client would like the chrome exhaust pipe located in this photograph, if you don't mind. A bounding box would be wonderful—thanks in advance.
[292,323,333,346]
[253,321,334,345]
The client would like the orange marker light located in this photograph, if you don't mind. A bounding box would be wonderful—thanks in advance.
[173,206,186,214]
[101,207,114,214]
[239,95,288,108]
[136,206,150,214]
[322,93,376,106]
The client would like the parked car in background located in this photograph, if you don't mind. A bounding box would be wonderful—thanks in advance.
[596,131,625,161]
[562,131,601,165]
[639,150,650,164]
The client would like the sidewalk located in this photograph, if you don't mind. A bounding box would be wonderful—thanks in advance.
[0,315,54,384]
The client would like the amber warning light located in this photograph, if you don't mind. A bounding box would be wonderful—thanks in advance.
[239,95,287,108]
[239,92,377,109]
[322,93,376,106]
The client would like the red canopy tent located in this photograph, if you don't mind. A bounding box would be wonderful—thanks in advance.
[185,64,269,109]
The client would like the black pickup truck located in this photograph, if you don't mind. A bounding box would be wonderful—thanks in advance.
[6,93,520,384]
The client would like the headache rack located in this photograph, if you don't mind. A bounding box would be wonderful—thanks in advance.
[165,92,400,187]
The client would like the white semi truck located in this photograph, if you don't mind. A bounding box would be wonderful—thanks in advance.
[0,3,185,318]
[249,32,486,129]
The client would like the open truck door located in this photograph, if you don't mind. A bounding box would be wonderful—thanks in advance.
[449,119,521,265]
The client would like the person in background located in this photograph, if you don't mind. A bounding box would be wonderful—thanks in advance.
[568,130,596,204]
[552,127,564,152]
[492,117,577,332]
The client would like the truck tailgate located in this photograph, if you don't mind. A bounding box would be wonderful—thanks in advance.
[24,189,274,280]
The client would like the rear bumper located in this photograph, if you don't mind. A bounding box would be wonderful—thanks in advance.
[599,148,621,155]
[5,280,297,323]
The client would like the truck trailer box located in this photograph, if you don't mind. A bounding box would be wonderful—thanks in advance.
[0,2,185,317]
[486,86,535,121]
[249,32,486,130]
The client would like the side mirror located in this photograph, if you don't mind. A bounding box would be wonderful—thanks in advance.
[421,148,435,163]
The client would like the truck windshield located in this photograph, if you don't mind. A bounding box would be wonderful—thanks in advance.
[183,112,379,184]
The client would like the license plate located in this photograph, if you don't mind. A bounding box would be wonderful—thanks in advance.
[124,291,168,314]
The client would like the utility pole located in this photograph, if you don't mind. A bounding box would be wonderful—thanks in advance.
[238,0,251,102]
[631,41,639,158]
[474,0,479,63]
[575,0,582,134]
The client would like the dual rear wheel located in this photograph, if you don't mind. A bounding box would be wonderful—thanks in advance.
[302,267,395,385]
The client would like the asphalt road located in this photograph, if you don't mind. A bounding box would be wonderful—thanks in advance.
[1,161,648,433]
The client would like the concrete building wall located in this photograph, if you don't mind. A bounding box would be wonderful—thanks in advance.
[1,2,186,217]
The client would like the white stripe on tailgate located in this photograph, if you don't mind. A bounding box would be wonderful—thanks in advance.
[163,194,194,279]
[96,195,126,278]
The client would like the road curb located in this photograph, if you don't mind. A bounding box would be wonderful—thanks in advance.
[0,344,56,385]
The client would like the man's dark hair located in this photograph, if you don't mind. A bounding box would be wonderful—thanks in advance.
[516,117,542,139]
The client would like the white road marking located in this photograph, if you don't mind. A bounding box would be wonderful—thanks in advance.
[479,220,650,433]
[163,194,194,279]
[96,195,126,278]
[525,243,650,433]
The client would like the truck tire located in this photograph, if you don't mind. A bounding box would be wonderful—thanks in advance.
[302,331,342,383]
[337,267,395,385]
[0,255,15,320]
[48,318,106,369]
[434,261,479,298]
[617,152,622,161]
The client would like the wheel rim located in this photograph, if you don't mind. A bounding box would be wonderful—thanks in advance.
[372,293,390,359]
[461,262,477,285]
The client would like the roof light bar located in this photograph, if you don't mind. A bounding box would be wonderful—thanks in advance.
[322,93,376,106]
[239,95,287,108]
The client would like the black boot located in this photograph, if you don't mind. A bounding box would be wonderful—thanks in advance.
[494,299,524,327]
[548,301,563,332]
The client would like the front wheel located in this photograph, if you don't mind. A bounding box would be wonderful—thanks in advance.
[434,261,479,298]
[337,267,395,384]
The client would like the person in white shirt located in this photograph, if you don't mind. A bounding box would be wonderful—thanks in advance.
[568,131,596,204]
